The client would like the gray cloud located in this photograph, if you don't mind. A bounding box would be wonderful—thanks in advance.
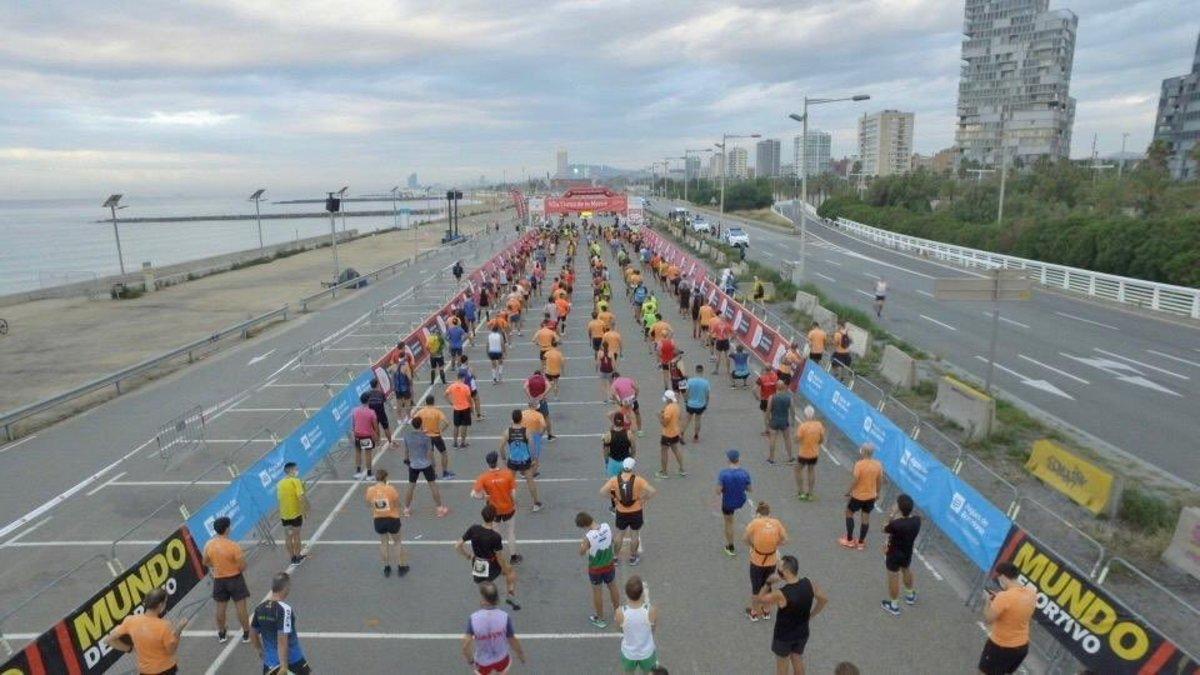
[0,0,1195,197]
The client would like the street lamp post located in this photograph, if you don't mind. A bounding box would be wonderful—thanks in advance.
[716,132,761,216]
[102,194,127,275]
[390,186,401,231]
[787,93,868,281]
[248,188,266,254]
[325,191,342,282]
[337,186,349,233]
[1118,132,1129,180]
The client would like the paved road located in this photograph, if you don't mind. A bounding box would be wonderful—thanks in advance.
[0,224,998,674]
[651,200,1200,487]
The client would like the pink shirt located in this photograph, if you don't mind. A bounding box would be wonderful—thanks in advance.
[612,377,636,402]
[352,405,377,437]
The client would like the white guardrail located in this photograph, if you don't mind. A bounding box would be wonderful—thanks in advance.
[777,200,1200,319]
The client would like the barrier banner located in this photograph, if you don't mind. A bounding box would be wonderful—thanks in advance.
[993,527,1200,674]
[1025,439,1117,515]
[0,526,206,675]
[799,365,1012,570]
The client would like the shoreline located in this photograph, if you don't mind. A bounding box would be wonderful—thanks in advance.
[90,206,442,224]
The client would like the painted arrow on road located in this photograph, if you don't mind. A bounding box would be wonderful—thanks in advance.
[974,356,1074,400]
[1059,353,1182,397]
[247,348,277,366]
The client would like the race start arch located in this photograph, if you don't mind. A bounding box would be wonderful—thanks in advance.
[544,186,628,215]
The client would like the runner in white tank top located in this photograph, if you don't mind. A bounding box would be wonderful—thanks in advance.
[616,576,659,671]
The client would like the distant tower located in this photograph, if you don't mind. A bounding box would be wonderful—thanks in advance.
[1152,31,1200,180]
[407,172,419,189]
[556,148,569,177]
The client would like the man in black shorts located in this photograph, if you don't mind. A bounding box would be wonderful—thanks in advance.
[365,377,391,446]
[757,555,828,675]
[455,504,520,609]
[401,417,449,518]
[880,493,921,616]
[978,562,1036,675]
[365,469,408,577]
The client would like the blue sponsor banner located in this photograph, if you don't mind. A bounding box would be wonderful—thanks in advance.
[188,370,374,549]
[798,365,1010,571]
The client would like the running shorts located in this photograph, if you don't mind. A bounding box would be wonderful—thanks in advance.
[588,567,616,586]
[715,339,730,352]
[370,404,390,430]
[408,466,436,483]
[797,456,818,466]
[832,352,852,367]
[374,517,401,535]
[771,635,810,658]
[281,516,303,529]
[847,497,876,513]
[431,435,448,453]
[685,405,706,416]
[749,564,774,594]
[212,574,250,602]
[886,550,913,572]
[355,435,376,452]
[614,510,644,531]
[507,460,532,473]
[453,409,473,427]
[474,655,511,675]
[488,351,503,362]
[660,434,680,447]
[977,640,1028,675]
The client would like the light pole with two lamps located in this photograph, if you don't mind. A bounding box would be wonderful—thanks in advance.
[248,189,266,254]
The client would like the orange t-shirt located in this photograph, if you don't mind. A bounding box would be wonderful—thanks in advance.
[745,517,788,566]
[587,319,606,339]
[415,406,447,436]
[506,297,522,314]
[203,536,245,579]
[660,402,681,437]
[699,306,716,327]
[474,469,518,515]
[851,458,883,500]
[544,349,565,376]
[834,329,850,354]
[490,314,509,331]
[603,474,651,513]
[649,321,671,341]
[710,319,732,340]
[555,297,571,318]
[446,382,472,411]
[989,586,1036,647]
[602,330,622,353]
[598,310,616,330]
[365,482,401,519]
[535,327,557,349]
[808,328,827,355]
[520,409,547,434]
[796,420,826,460]
[111,614,178,675]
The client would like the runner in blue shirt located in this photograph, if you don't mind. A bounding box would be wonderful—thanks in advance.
[683,364,712,442]
[715,450,752,557]
[730,345,752,388]
[447,323,468,360]
[250,573,310,674]
[463,297,478,333]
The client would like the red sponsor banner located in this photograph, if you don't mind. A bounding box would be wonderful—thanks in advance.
[544,186,628,215]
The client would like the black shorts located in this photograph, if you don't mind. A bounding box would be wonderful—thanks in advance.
[758,399,768,412]
[797,456,818,466]
[450,347,463,358]
[494,509,515,523]
[264,658,312,675]
[847,497,876,513]
[808,353,822,363]
[614,510,644,531]
[355,436,377,452]
[374,517,401,535]
[212,574,250,602]
[472,559,503,584]
[977,640,1028,675]
[547,373,560,381]
[370,404,390,430]
[507,460,532,473]
[281,516,303,529]
[395,391,413,403]
[431,435,448,453]
[715,339,730,352]
[875,294,886,302]
[660,434,680,447]
[659,362,670,371]
[886,550,913,572]
[431,355,446,368]
[685,405,706,416]
[488,351,503,362]
[591,337,602,351]
[408,465,436,483]
[832,352,852,367]
[453,409,472,427]
[749,564,774,594]
[771,635,810,658]
[721,503,743,516]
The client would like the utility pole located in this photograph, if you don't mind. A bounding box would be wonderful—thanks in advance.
[1117,132,1129,179]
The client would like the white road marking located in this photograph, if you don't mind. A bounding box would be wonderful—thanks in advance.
[815,273,837,283]
[1146,349,1200,369]
[1017,355,1090,385]
[919,314,958,331]
[834,248,936,280]
[854,289,873,298]
[85,471,128,496]
[1055,312,1118,330]
[823,259,842,267]
[862,271,880,279]
[914,549,944,581]
[984,312,1031,329]
[1094,348,1189,380]
[1060,353,1183,397]
[247,348,277,366]
[973,356,1074,400]
[0,517,52,547]
[0,434,38,455]
[916,290,934,298]
[820,444,841,466]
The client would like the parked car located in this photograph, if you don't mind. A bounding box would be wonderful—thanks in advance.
[723,226,749,247]
[690,218,712,234]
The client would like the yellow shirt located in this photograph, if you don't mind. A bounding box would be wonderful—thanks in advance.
[544,349,565,376]
[277,476,306,520]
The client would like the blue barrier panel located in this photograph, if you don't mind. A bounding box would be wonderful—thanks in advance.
[799,365,1011,571]
[187,370,374,549]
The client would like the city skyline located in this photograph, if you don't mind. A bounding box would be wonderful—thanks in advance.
[0,1,1196,197]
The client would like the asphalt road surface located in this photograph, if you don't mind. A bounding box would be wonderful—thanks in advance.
[651,200,1200,487]
[0,224,997,674]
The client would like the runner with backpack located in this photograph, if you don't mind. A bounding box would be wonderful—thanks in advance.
[500,409,543,512]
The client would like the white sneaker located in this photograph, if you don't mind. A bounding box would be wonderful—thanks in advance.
[353,470,366,479]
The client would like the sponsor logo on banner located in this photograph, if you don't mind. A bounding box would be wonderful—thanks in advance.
[1024,439,1117,515]
[993,528,1199,674]
[770,345,785,369]
[750,323,763,351]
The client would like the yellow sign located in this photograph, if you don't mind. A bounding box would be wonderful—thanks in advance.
[1025,439,1117,514]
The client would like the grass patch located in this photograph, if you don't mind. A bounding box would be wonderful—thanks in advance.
[730,207,796,230]
[1118,487,1179,534]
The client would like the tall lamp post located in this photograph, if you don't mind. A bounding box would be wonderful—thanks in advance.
[787,94,868,281]
[325,191,342,282]
[102,194,127,275]
[389,185,401,231]
[683,148,712,204]
[716,132,761,215]
[337,185,349,233]
[248,188,266,253]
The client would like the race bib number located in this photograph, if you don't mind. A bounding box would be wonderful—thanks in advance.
[471,558,491,578]
[373,498,390,510]
[359,438,375,450]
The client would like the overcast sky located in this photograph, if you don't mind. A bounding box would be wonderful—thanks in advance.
[1,0,1196,198]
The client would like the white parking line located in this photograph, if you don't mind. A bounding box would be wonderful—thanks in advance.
[85,471,128,496]
[854,289,873,298]
[1055,312,1118,330]
[3,538,581,548]
[919,315,958,331]
[916,290,934,298]
[1017,355,1090,385]
[815,273,837,283]
[1146,349,1200,369]
[862,271,880,279]
[0,434,38,456]
[823,259,842,267]
[982,312,1030,329]
[1094,348,1189,380]
[104,478,589,488]
[0,517,52,547]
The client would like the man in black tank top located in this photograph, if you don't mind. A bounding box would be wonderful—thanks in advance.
[757,555,828,674]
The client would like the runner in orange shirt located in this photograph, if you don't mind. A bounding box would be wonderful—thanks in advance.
[415,395,453,478]
[544,344,566,397]
[446,372,474,448]
[807,322,827,367]
[744,502,789,622]
[709,315,733,375]
[656,390,686,478]
[794,406,826,501]
[533,324,557,361]
[104,588,185,674]
[840,443,884,550]
[472,452,522,564]
[698,302,716,346]
[202,516,251,643]
[587,311,607,354]
[979,562,1037,674]
[365,469,408,577]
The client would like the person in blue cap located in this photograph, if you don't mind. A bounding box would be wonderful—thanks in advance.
[715,449,753,557]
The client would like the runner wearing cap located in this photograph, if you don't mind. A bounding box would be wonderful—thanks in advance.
[655,390,685,479]
[601,457,656,566]
[716,450,753,557]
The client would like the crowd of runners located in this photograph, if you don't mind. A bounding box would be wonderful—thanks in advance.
[103,215,1037,675]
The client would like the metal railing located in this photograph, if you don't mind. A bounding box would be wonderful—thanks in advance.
[775,199,1200,319]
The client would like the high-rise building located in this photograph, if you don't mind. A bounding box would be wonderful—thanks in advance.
[955,0,1078,166]
[406,172,419,188]
[911,147,958,174]
[707,152,724,179]
[556,148,569,176]
[684,155,701,181]
[859,110,915,176]
[755,139,782,178]
[726,147,748,179]
[793,131,832,178]
[1153,32,1200,180]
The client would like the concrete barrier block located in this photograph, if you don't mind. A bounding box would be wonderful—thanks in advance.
[931,375,995,440]
[811,305,837,334]
[844,322,870,358]
[713,250,726,264]
[1163,506,1200,582]
[880,345,917,389]
[793,290,818,314]
[731,262,748,276]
